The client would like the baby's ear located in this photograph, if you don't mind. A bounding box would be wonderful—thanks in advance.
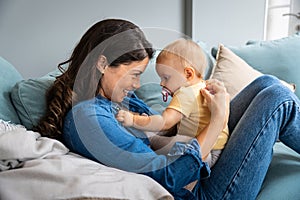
[184,66,195,80]
[96,55,108,73]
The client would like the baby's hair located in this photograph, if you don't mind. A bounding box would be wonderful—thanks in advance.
[157,38,207,78]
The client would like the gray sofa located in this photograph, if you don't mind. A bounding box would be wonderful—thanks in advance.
[1,34,300,199]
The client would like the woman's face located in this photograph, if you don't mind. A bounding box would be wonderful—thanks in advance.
[99,57,149,102]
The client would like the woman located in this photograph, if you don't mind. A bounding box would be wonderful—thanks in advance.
[36,18,300,199]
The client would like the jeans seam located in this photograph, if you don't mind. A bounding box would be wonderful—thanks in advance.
[278,100,299,141]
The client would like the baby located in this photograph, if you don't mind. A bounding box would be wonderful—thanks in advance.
[117,38,229,167]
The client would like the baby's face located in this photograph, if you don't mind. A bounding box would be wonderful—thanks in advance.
[155,55,187,96]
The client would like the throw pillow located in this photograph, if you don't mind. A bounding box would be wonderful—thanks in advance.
[210,44,295,99]
[0,57,23,124]
[10,69,61,129]
[212,34,300,98]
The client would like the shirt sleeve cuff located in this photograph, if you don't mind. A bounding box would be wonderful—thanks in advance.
[167,138,211,179]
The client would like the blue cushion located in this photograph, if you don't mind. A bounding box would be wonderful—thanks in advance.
[257,142,300,199]
[0,57,23,124]
[212,34,300,98]
[10,69,61,129]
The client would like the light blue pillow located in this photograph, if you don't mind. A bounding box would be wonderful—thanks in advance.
[11,69,61,129]
[212,34,300,98]
[0,57,23,124]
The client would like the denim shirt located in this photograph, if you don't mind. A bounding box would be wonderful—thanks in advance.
[63,93,210,199]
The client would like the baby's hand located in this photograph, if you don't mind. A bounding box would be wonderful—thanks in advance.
[116,110,134,127]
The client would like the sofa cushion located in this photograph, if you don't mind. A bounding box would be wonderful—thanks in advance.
[0,57,23,124]
[257,142,300,200]
[212,34,300,98]
[10,70,61,129]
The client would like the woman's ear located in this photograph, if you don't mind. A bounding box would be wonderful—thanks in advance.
[184,66,195,80]
[96,55,108,74]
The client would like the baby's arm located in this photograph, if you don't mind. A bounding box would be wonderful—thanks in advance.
[115,110,135,126]
[116,108,183,132]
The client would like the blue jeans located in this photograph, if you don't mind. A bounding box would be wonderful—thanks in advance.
[199,75,300,200]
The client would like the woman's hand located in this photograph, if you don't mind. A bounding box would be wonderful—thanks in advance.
[116,110,134,127]
[196,79,230,158]
[201,79,230,129]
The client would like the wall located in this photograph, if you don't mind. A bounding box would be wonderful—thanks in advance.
[0,0,267,79]
[191,0,266,49]
[0,0,185,78]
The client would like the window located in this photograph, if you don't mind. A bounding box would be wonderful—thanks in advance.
[265,0,300,40]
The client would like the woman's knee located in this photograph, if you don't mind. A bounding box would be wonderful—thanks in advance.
[257,83,294,103]
[252,74,281,86]
[235,75,281,100]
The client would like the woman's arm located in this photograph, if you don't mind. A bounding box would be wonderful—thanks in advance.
[116,108,183,132]
[197,79,230,158]
[64,102,209,196]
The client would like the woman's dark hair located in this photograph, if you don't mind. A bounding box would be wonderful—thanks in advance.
[35,19,154,141]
